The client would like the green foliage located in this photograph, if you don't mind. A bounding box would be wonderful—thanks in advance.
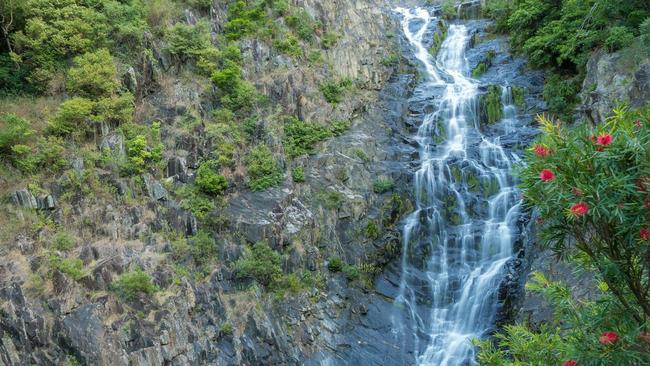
[10,136,67,173]
[273,33,302,57]
[121,121,164,175]
[0,114,33,155]
[321,32,339,49]
[511,86,525,108]
[189,230,218,266]
[66,49,119,98]
[441,0,457,19]
[363,221,380,240]
[543,74,581,122]
[195,161,228,196]
[476,273,650,366]
[486,0,650,120]
[429,28,447,57]
[285,9,317,41]
[48,97,95,137]
[167,21,211,61]
[330,120,351,136]
[520,108,650,321]
[319,78,353,104]
[211,60,242,93]
[234,241,282,287]
[113,268,158,301]
[381,53,399,67]
[604,26,635,52]
[223,0,270,41]
[246,145,283,191]
[480,85,503,124]
[373,178,395,194]
[291,167,305,182]
[641,18,650,45]
[327,257,343,272]
[283,116,331,157]
[342,265,360,281]
[49,254,84,281]
[52,231,75,251]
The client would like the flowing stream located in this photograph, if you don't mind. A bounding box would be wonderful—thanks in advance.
[393,7,523,366]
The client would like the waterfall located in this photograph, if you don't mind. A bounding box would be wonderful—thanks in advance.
[393,7,523,366]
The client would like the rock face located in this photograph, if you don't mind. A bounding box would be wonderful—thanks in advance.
[581,49,650,124]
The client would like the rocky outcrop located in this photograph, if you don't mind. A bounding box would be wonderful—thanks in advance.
[580,49,650,124]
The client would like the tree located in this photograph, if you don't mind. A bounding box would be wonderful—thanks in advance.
[66,49,119,98]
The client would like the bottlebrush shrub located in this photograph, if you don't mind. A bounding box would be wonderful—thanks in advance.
[475,273,650,365]
[520,107,650,322]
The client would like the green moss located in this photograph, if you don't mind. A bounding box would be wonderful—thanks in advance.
[480,85,503,124]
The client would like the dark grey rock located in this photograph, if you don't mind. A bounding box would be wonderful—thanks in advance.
[11,189,37,209]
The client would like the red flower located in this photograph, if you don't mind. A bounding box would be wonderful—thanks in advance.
[536,217,545,225]
[599,331,619,345]
[641,228,649,241]
[572,187,583,196]
[540,169,555,182]
[533,144,551,157]
[635,120,643,129]
[638,331,650,344]
[595,133,613,146]
[570,202,589,217]
[563,359,578,366]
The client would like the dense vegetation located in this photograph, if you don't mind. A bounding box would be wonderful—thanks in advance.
[477,107,650,365]
[485,0,650,120]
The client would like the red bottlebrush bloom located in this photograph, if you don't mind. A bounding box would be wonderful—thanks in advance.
[535,217,544,225]
[641,228,649,241]
[595,132,613,146]
[572,187,583,196]
[636,119,643,129]
[533,144,550,158]
[570,202,589,217]
[540,169,555,182]
[638,331,650,344]
[599,331,619,345]
[645,201,650,209]
[563,359,578,366]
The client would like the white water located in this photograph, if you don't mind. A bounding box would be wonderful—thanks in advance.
[393,8,522,366]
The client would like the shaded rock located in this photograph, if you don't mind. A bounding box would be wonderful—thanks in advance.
[167,156,188,183]
[99,133,125,158]
[143,173,168,201]
[36,195,56,210]
[11,189,37,209]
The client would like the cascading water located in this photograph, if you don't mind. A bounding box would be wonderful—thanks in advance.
[393,7,523,366]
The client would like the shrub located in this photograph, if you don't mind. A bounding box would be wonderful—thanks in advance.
[363,221,380,240]
[52,231,75,251]
[520,108,650,321]
[273,34,302,57]
[291,167,305,182]
[195,161,228,195]
[543,74,581,122]
[271,0,290,15]
[167,21,211,61]
[211,60,242,93]
[49,255,84,281]
[321,32,339,49]
[285,9,316,41]
[441,0,457,19]
[113,268,158,301]
[190,230,218,266]
[604,26,635,52]
[121,122,164,175]
[641,18,650,45]
[283,116,331,157]
[221,81,257,112]
[330,120,351,136]
[11,136,67,173]
[327,257,343,272]
[320,78,353,104]
[0,114,33,155]
[246,145,283,191]
[234,241,282,287]
[373,178,394,194]
[48,97,95,136]
[342,265,360,281]
[66,49,119,98]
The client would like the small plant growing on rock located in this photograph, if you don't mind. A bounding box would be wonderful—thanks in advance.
[291,167,305,182]
[327,257,344,272]
[319,78,353,104]
[246,145,283,191]
[113,268,158,301]
[234,241,282,287]
[363,221,381,240]
[195,161,228,196]
[373,178,395,194]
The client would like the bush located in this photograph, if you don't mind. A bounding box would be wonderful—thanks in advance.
[342,265,360,281]
[480,85,503,124]
[48,97,95,136]
[273,34,302,57]
[285,9,317,41]
[167,21,212,61]
[317,190,343,209]
[121,122,164,175]
[11,136,67,173]
[0,114,33,155]
[52,231,75,251]
[66,49,119,98]
[330,120,350,136]
[113,268,158,301]
[327,257,343,272]
[373,178,394,194]
[190,230,218,266]
[195,161,228,195]
[246,145,283,191]
[283,117,331,157]
[543,73,581,122]
[321,32,339,49]
[234,241,282,287]
[49,255,85,281]
[441,0,457,19]
[641,18,650,45]
[291,167,305,182]
[520,108,650,322]
[363,221,380,240]
[320,78,353,104]
[211,60,242,93]
[605,26,635,52]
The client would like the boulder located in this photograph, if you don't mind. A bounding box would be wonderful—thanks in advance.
[11,189,37,209]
